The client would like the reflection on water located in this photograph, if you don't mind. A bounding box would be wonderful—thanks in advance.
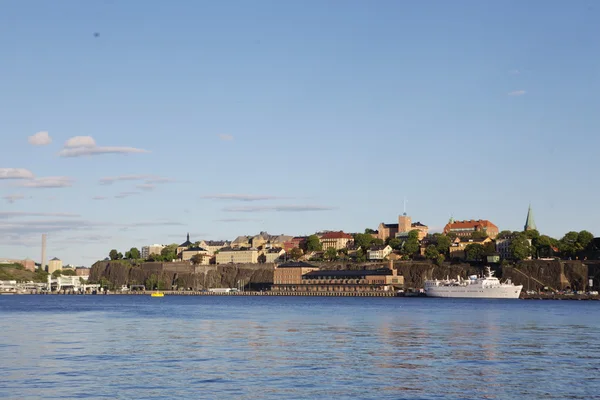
[1,296,599,399]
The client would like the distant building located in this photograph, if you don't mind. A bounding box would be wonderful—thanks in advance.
[141,244,165,259]
[443,218,499,239]
[48,257,63,274]
[75,267,90,277]
[496,237,533,260]
[319,231,354,250]
[181,247,210,263]
[273,261,320,287]
[263,248,286,263]
[377,223,399,242]
[367,245,393,261]
[0,258,35,272]
[378,213,429,241]
[176,233,193,255]
[198,240,230,255]
[449,237,493,260]
[524,205,537,231]
[215,248,259,264]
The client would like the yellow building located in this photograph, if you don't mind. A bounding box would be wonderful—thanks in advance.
[319,231,354,250]
[48,257,63,274]
[215,248,259,264]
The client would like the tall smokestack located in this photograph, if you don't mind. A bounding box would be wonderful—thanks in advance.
[41,234,47,272]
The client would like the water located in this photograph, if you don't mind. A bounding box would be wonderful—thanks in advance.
[1,296,599,399]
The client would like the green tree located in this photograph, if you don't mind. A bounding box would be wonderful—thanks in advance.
[190,254,205,265]
[109,249,119,260]
[524,229,540,240]
[388,238,402,250]
[535,235,558,258]
[559,231,580,258]
[61,269,76,276]
[52,270,62,278]
[509,233,532,260]
[577,230,594,250]
[364,228,376,234]
[435,235,452,255]
[161,244,178,261]
[402,238,420,257]
[257,254,267,263]
[355,248,366,262]
[127,247,141,259]
[372,238,384,246]
[471,231,488,240]
[435,254,445,266]
[289,248,303,260]
[424,245,439,260]
[145,274,159,290]
[407,230,420,240]
[306,235,322,252]
[34,267,49,283]
[325,247,338,261]
[353,233,374,250]
[483,241,496,256]
[465,243,485,261]
[497,230,513,239]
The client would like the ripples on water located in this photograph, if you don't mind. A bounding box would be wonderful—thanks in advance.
[1,296,599,399]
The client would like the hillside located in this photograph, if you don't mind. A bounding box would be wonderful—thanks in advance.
[0,264,47,282]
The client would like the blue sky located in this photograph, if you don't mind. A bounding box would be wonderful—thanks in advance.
[1,0,598,266]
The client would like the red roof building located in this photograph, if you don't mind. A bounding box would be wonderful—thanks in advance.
[443,219,499,239]
[319,231,354,250]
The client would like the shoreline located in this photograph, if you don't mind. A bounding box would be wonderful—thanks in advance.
[5,291,600,300]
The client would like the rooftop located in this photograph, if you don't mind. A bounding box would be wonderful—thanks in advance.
[303,269,394,278]
[277,261,318,268]
[320,231,353,240]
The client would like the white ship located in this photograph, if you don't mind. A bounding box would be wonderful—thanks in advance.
[424,267,523,299]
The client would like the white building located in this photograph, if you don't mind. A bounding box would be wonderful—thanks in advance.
[367,245,393,261]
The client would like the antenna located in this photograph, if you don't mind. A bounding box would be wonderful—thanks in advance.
[403,197,407,215]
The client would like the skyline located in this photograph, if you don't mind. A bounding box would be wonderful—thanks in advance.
[1,1,599,266]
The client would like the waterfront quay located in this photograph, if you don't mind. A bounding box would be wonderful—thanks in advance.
[29,290,600,300]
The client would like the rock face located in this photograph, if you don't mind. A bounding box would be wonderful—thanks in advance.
[89,259,597,291]
[89,261,275,290]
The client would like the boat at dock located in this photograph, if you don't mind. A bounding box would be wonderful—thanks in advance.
[424,267,522,299]
[151,291,164,297]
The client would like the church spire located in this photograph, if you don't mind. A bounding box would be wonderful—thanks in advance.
[187,232,190,242]
[524,204,536,231]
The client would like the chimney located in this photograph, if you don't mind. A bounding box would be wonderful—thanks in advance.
[41,234,47,272]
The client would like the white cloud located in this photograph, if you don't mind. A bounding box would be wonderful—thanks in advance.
[92,196,107,200]
[509,69,520,75]
[201,194,285,202]
[59,136,149,157]
[114,191,140,199]
[0,168,35,180]
[99,175,174,185]
[218,134,234,141]
[2,194,27,204]
[136,184,155,191]
[28,131,52,146]
[64,136,97,148]
[223,205,336,212]
[508,90,526,96]
[16,176,73,188]
[0,211,80,219]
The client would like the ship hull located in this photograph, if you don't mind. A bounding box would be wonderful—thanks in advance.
[424,285,523,299]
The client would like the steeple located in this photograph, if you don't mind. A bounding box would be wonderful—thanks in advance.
[524,204,536,231]
[187,232,190,242]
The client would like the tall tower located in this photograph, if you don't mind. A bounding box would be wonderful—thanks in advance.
[41,234,47,272]
[524,204,537,231]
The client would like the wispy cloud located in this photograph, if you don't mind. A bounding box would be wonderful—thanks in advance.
[16,176,73,188]
[129,221,186,228]
[99,175,174,185]
[214,218,261,222]
[0,168,35,180]
[2,194,27,204]
[0,211,80,219]
[92,196,107,200]
[218,134,234,141]
[223,205,336,213]
[136,184,155,191]
[115,191,140,199]
[509,69,520,75]
[508,90,526,96]
[28,131,52,146]
[58,136,149,157]
[201,194,286,202]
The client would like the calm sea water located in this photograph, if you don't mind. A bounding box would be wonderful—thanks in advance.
[1,296,599,399]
